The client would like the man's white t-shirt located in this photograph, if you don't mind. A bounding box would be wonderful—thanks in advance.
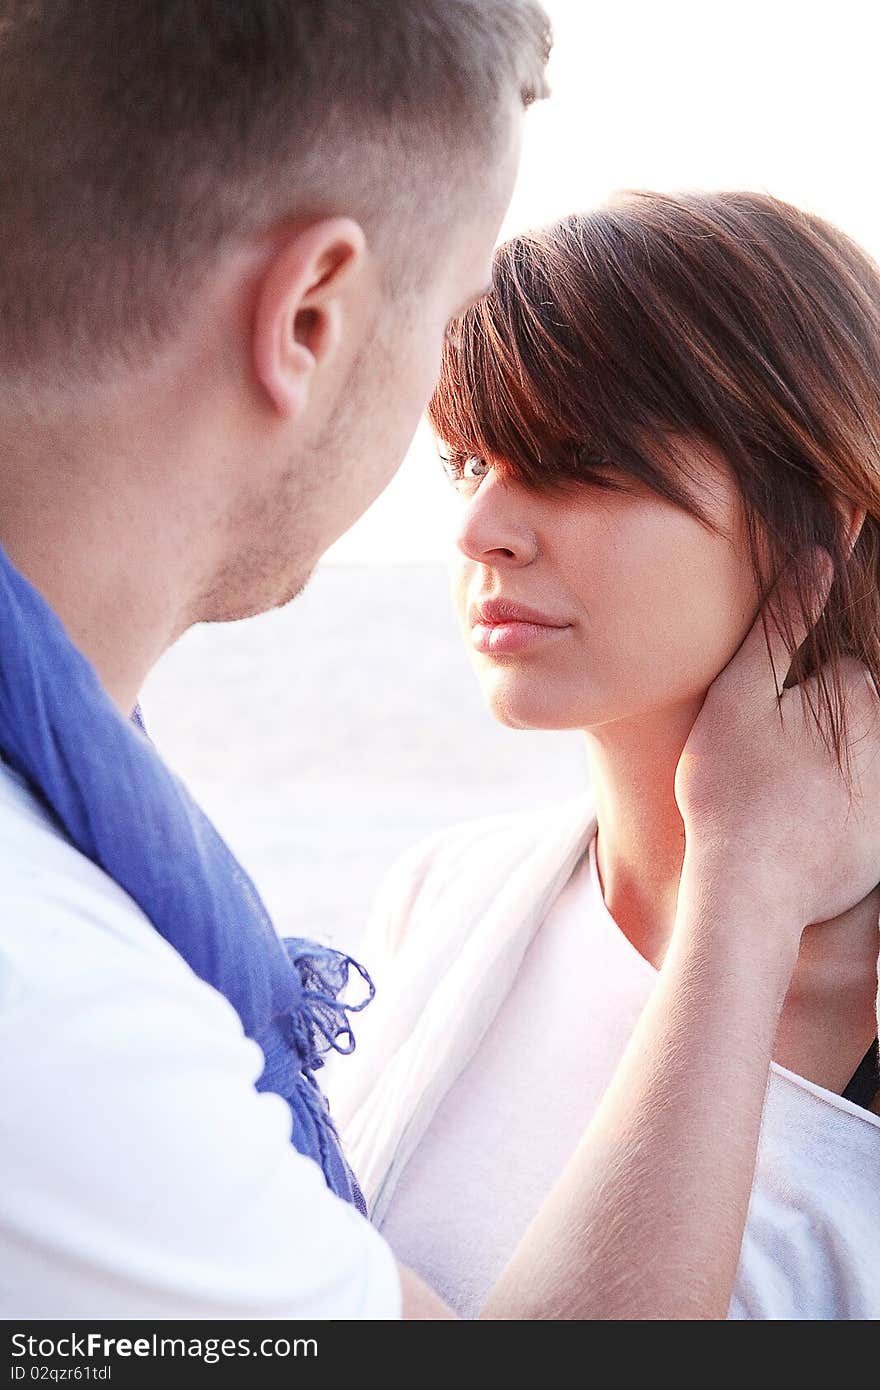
[0,762,401,1319]
[377,831,880,1320]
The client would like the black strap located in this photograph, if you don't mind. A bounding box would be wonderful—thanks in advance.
[841,1037,879,1109]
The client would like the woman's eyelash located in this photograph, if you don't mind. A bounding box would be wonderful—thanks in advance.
[437,448,459,476]
[438,450,490,485]
[437,444,626,495]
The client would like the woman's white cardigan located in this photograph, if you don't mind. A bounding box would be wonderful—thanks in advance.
[324,794,599,1223]
[324,795,880,1318]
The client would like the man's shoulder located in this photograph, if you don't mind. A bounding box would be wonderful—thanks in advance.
[0,761,204,1006]
[0,770,401,1320]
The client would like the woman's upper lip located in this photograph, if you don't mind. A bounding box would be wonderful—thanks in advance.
[471,598,572,628]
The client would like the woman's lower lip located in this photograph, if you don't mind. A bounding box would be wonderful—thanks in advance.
[470,621,572,655]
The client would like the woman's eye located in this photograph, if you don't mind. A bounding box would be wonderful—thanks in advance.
[438,448,491,493]
[462,456,490,482]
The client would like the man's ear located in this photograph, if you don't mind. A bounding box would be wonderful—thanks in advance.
[251,217,368,418]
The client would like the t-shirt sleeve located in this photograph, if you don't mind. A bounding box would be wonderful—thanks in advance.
[0,908,402,1320]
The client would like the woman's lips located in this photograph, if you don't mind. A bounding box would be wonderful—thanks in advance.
[470,619,572,655]
[469,601,573,655]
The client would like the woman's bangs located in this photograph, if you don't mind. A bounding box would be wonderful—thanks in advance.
[430,304,552,484]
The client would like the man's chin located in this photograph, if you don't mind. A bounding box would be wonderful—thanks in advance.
[197,564,315,625]
[273,566,315,611]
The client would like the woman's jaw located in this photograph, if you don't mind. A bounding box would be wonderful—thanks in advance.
[452,454,760,735]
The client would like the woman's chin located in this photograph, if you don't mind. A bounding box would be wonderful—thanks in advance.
[482,675,593,732]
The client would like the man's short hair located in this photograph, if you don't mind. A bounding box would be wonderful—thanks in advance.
[0,1,551,382]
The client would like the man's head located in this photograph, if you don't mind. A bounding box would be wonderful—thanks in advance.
[0,1,550,621]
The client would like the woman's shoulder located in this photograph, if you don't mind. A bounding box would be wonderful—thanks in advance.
[325,791,598,1154]
[396,792,595,871]
[372,792,596,960]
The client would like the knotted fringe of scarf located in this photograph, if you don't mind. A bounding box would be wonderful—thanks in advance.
[0,544,372,1212]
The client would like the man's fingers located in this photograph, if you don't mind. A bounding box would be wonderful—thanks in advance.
[724,548,834,706]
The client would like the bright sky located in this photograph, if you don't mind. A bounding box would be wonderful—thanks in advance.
[325,0,880,565]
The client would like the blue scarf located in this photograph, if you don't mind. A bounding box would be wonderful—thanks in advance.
[0,544,371,1212]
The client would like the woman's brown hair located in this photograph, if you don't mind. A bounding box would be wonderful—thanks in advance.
[429,190,880,779]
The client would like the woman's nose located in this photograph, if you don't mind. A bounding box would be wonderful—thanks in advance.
[454,474,539,568]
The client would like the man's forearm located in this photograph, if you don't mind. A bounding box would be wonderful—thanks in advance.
[480,853,802,1321]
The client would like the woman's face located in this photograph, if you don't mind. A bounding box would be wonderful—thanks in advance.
[450,446,763,733]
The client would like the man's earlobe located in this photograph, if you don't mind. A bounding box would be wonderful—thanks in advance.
[251,218,367,419]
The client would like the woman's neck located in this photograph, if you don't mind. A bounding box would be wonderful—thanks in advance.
[585,700,697,971]
[585,700,880,1095]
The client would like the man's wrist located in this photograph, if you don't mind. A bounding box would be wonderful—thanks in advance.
[675,846,803,994]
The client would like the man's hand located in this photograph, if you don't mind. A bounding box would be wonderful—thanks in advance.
[675,548,880,930]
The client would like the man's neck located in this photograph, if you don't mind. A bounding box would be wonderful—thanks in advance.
[0,262,261,714]
[0,410,205,715]
[1,518,173,717]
